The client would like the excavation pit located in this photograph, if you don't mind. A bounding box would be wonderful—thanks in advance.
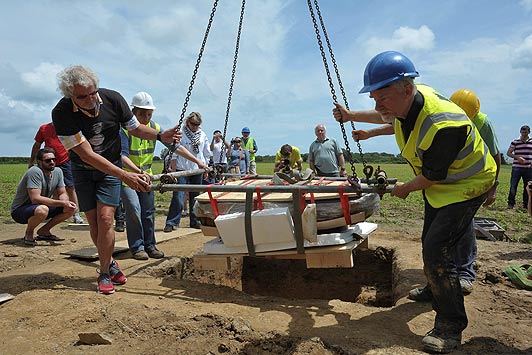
[184,246,395,307]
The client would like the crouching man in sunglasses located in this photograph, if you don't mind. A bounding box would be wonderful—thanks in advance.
[11,147,77,246]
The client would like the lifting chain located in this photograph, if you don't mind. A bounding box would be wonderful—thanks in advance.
[163,0,219,174]
[215,0,247,182]
[306,0,373,181]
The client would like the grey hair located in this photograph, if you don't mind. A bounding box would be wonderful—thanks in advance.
[57,65,99,98]
[315,124,326,132]
[393,77,416,93]
[185,112,202,125]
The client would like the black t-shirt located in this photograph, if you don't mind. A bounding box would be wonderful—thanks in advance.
[52,88,133,168]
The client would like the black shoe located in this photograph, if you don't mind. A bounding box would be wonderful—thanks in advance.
[147,248,164,259]
[408,285,433,302]
[422,328,461,353]
[163,224,174,233]
[190,223,201,229]
[114,221,125,232]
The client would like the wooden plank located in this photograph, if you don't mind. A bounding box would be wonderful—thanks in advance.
[61,228,200,260]
[194,254,234,271]
[200,225,220,236]
[305,250,354,268]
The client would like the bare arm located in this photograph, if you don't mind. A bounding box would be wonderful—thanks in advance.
[28,187,76,210]
[507,144,526,164]
[175,145,209,170]
[333,102,387,124]
[337,153,346,177]
[391,174,437,199]
[352,124,395,141]
[130,124,182,144]
[28,141,42,168]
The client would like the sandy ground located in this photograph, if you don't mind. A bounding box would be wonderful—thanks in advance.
[0,215,531,355]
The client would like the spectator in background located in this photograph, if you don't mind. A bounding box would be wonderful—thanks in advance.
[210,129,230,172]
[227,137,249,176]
[29,122,84,224]
[506,125,532,210]
[308,124,346,177]
[163,112,210,232]
[12,148,76,245]
[241,127,258,174]
[274,144,302,173]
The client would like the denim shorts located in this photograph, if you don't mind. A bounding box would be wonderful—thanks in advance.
[11,204,64,224]
[57,160,75,188]
[72,168,121,212]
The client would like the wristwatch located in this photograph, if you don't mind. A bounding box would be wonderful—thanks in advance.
[494,180,499,187]
[156,132,162,142]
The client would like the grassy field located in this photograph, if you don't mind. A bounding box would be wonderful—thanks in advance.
[1,162,530,243]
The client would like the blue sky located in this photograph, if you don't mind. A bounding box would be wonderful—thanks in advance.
[1,0,532,162]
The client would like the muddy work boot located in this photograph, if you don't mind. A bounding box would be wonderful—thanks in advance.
[459,279,473,295]
[422,329,461,353]
[408,285,433,302]
[114,220,125,232]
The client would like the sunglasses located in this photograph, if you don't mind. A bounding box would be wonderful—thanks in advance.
[75,90,98,100]
[41,158,56,163]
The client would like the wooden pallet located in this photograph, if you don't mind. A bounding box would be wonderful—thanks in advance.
[194,237,369,270]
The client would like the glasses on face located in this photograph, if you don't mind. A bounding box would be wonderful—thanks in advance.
[189,122,201,127]
[235,140,242,143]
[41,158,56,163]
[75,90,98,100]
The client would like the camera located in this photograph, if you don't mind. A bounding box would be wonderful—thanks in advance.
[282,158,290,167]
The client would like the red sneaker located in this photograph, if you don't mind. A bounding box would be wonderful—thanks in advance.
[97,273,115,294]
[109,260,127,285]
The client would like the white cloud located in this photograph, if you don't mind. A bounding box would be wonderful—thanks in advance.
[512,34,532,69]
[364,25,435,55]
[520,0,532,11]
[21,62,63,94]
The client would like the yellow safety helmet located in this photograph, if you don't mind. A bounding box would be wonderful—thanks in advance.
[450,89,480,119]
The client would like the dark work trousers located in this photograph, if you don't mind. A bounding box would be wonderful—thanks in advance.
[422,192,486,335]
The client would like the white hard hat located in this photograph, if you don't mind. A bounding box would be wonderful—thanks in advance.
[131,92,156,110]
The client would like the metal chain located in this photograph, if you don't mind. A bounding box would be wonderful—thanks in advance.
[163,0,219,173]
[312,0,369,175]
[220,0,246,166]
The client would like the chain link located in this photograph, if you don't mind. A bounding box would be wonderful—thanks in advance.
[306,0,370,178]
[163,0,219,173]
[219,0,246,167]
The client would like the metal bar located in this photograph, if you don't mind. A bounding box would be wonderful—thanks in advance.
[292,191,305,254]
[244,190,256,256]
[151,169,205,182]
[221,173,397,185]
[153,183,394,194]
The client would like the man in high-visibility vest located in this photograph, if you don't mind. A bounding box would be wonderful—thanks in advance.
[120,92,208,260]
[241,127,258,174]
[333,51,496,354]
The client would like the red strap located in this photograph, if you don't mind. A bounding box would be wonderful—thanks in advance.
[338,185,352,225]
[206,185,219,218]
[309,192,315,204]
[255,186,264,210]
[299,187,306,212]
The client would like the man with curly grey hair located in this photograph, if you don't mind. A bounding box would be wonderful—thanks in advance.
[52,65,183,295]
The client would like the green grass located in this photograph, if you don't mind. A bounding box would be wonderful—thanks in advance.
[2,162,530,243]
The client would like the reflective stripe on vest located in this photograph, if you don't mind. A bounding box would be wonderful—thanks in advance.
[123,121,160,175]
[242,137,255,161]
[394,84,496,208]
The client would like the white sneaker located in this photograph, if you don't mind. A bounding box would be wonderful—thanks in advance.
[73,214,85,224]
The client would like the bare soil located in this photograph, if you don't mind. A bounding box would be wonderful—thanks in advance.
[0,215,531,355]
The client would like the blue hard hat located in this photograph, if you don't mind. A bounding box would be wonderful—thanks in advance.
[241,127,250,133]
[359,51,419,93]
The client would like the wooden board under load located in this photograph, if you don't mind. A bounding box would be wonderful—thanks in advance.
[194,178,380,235]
